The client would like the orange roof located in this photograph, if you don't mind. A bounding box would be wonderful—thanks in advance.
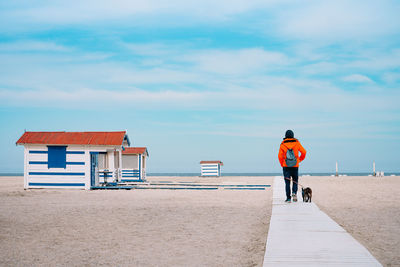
[16,131,128,146]
[122,147,149,156]
[200,160,223,166]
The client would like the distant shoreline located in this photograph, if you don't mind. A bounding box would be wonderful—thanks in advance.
[1,172,399,177]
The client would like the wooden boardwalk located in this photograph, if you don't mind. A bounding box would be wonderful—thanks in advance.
[263,176,382,267]
[91,182,270,190]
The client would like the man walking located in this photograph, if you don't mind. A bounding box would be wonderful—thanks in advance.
[278,130,307,202]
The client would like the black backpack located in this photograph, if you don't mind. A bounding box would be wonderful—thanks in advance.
[285,147,297,167]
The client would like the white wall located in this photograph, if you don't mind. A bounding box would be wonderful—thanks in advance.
[24,144,88,189]
[201,163,221,176]
[122,154,139,169]
[24,144,122,189]
[121,154,148,181]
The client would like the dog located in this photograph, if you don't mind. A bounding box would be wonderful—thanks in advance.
[302,187,312,202]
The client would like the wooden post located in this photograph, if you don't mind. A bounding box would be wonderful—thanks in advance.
[373,162,376,177]
[335,162,338,177]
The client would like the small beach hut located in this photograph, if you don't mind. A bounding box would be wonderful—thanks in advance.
[200,161,223,177]
[16,131,130,190]
[121,147,149,182]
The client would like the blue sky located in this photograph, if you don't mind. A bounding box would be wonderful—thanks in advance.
[1,0,400,173]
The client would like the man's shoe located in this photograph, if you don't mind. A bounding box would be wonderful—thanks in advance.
[285,198,291,203]
[292,194,297,202]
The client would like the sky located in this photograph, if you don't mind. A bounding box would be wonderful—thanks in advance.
[0,0,400,174]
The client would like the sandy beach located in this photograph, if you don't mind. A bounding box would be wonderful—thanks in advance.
[1,175,399,266]
[0,176,272,266]
[301,176,400,267]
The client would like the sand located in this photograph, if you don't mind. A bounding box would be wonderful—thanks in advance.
[301,176,400,267]
[0,176,272,266]
[2,175,399,266]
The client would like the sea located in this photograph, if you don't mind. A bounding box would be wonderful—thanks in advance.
[1,172,399,177]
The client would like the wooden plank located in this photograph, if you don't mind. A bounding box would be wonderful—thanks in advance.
[263,176,382,266]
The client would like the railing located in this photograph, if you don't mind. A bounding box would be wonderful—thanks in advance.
[98,168,145,184]
[121,169,143,182]
[98,169,118,184]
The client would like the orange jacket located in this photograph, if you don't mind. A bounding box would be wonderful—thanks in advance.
[278,138,306,167]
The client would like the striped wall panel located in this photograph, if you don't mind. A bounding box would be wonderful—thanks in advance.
[26,148,87,188]
[201,164,221,176]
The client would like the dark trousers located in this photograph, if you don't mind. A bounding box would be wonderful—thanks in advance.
[283,167,299,200]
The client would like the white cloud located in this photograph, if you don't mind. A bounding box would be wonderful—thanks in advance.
[0,45,291,88]
[122,43,290,75]
[300,62,338,75]
[0,41,71,52]
[182,48,289,74]
[348,49,400,71]
[123,43,179,57]
[0,76,397,114]
[0,40,397,116]
[382,72,400,84]
[342,74,373,83]
[105,67,203,85]
[1,0,399,46]
[292,47,400,76]
[277,0,400,40]
[1,0,283,26]
[0,87,207,109]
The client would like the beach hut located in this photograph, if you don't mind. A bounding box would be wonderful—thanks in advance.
[200,161,223,177]
[121,147,149,182]
[16,131,130,190]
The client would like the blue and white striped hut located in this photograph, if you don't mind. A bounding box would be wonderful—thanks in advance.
[16,131,130,190]
[121,147,149,182]
[200,161,223,177]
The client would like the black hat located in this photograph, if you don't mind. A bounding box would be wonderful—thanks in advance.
[285,130,294,139]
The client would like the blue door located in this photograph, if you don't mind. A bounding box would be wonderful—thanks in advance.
[90,152,98,187]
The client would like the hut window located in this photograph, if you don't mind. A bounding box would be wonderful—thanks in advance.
[47,146,67,168]
[98,153,107,169]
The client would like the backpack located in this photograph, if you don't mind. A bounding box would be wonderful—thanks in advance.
[285,148,297,167]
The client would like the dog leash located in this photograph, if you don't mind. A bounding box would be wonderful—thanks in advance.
[284,177,305,189]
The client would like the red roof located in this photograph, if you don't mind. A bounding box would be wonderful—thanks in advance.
[200,160,223,166]
[122,147,148,156]
[16,131,127,146]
